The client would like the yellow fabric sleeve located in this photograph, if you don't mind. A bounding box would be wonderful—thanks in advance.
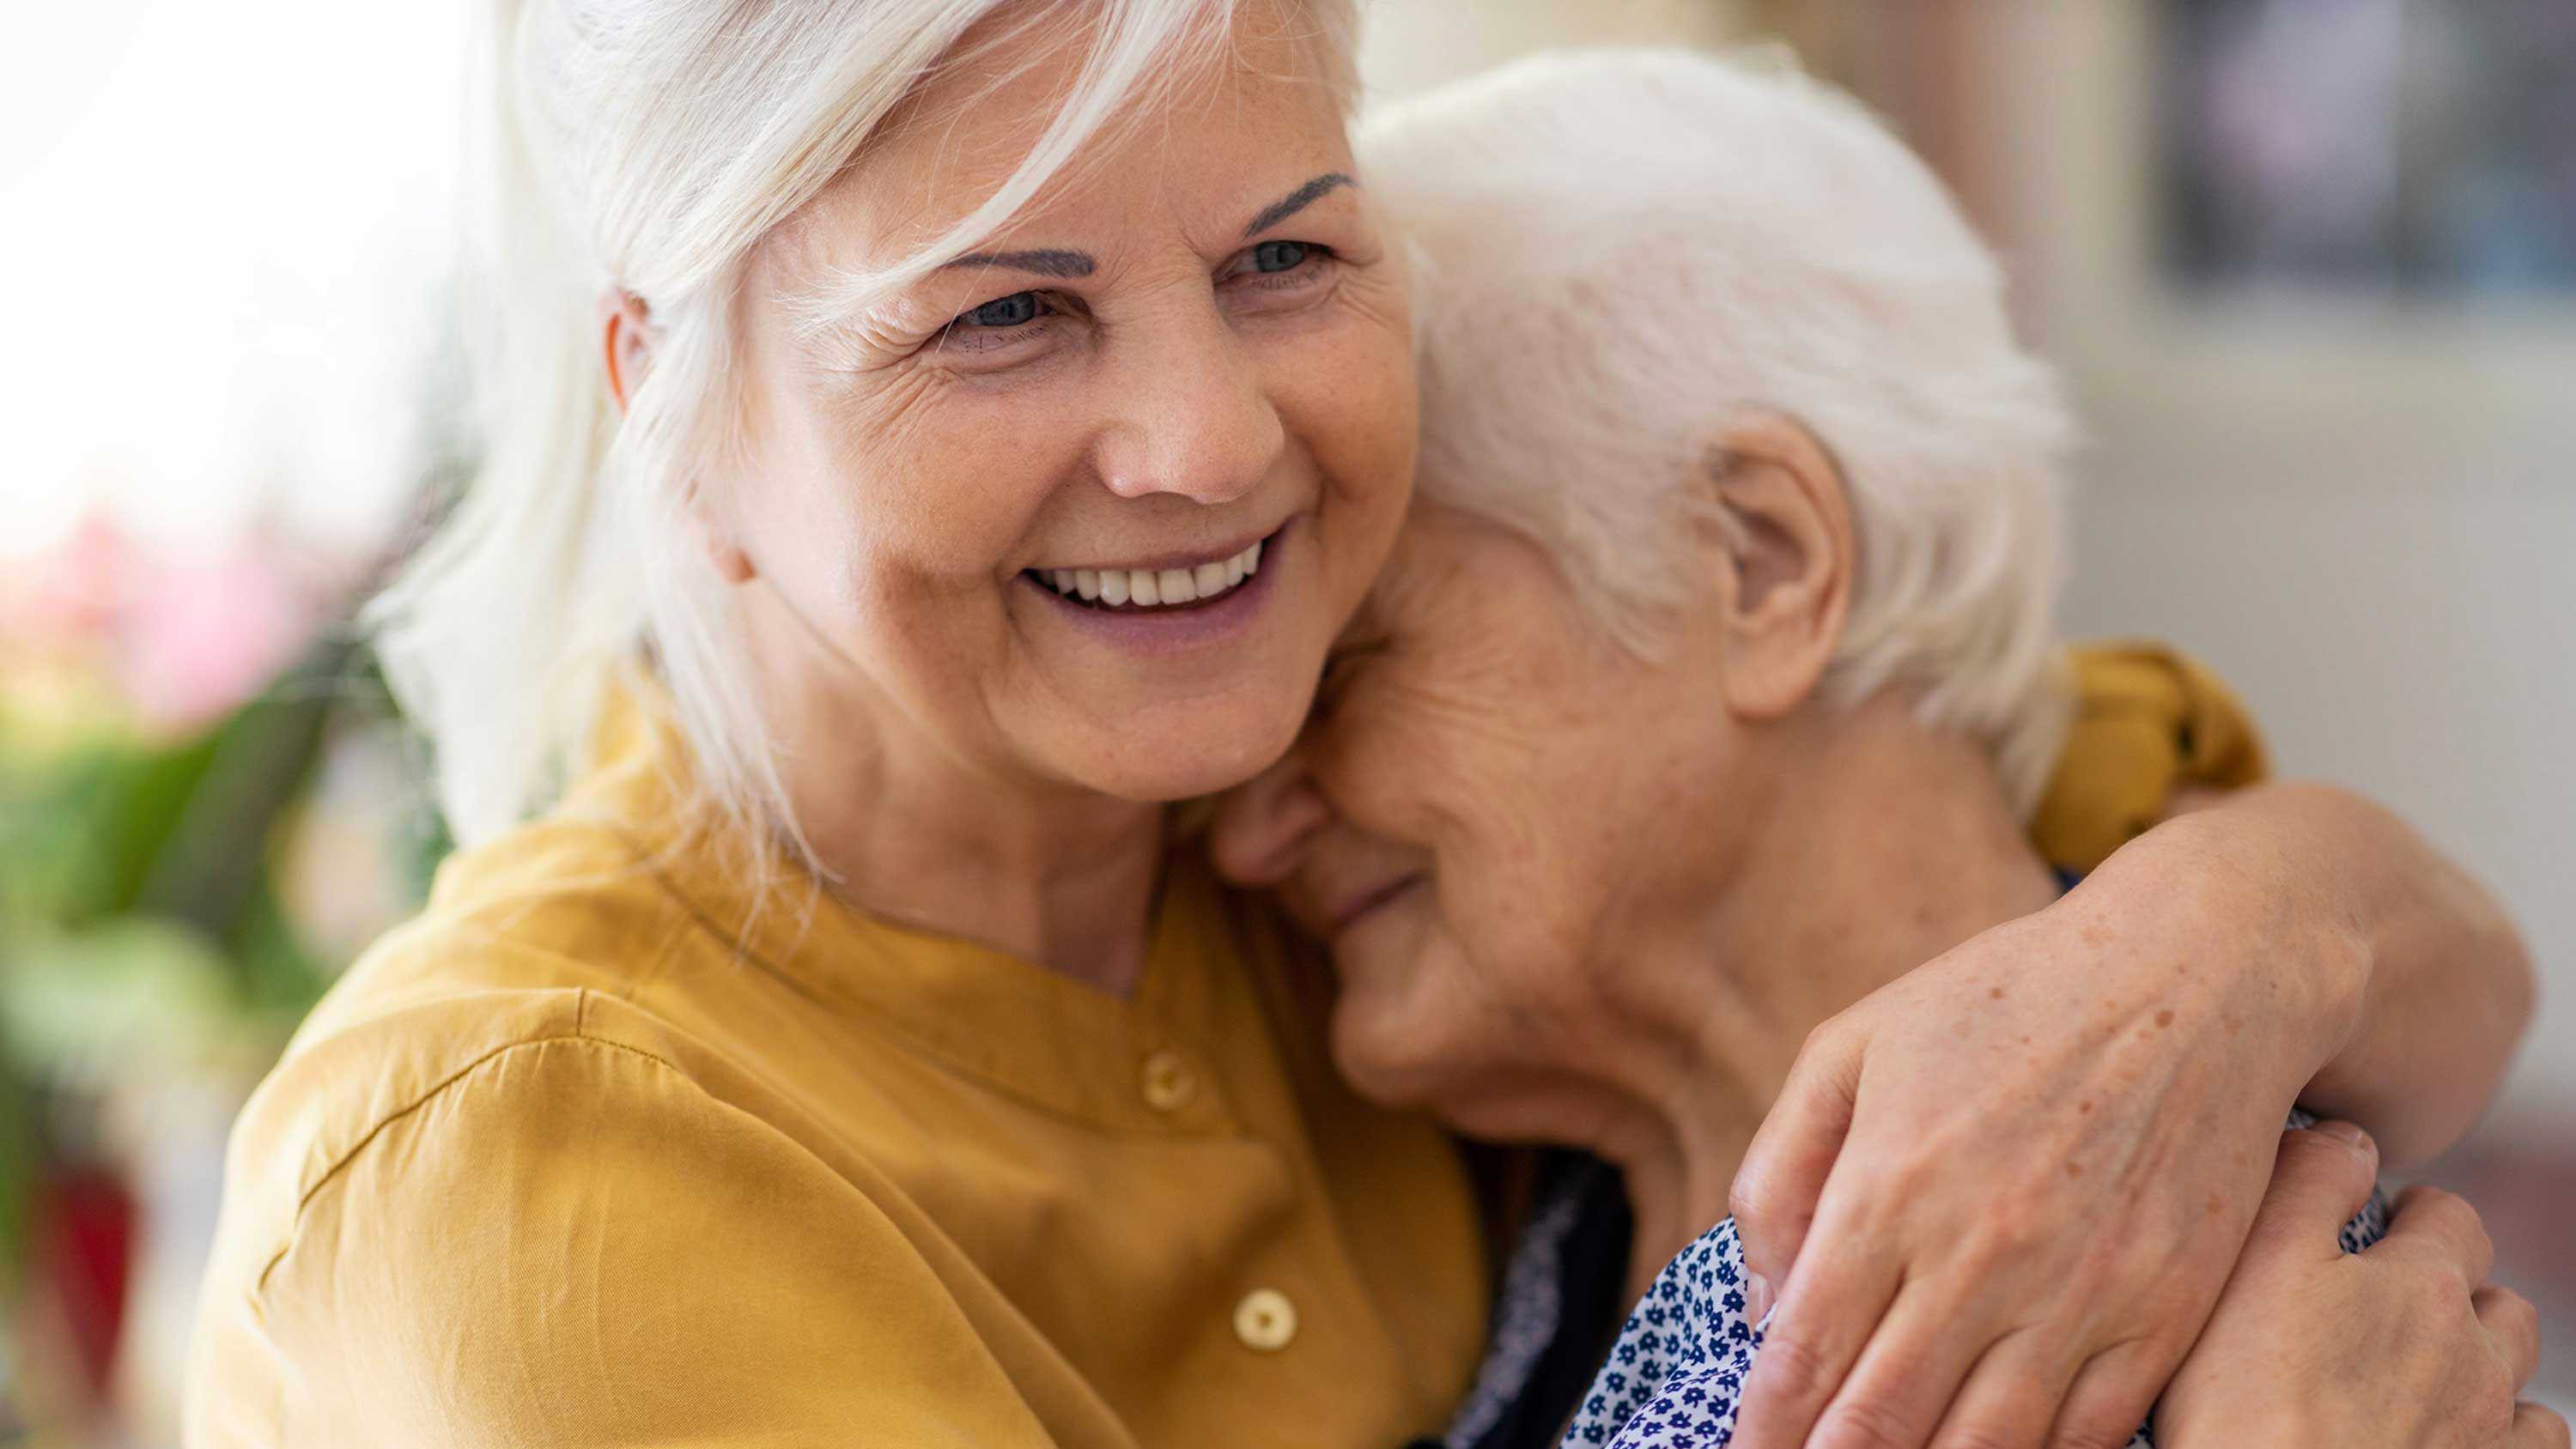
[2029,642,2271,876]
[215,1035,1122,1449]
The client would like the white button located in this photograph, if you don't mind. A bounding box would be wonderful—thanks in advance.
[1141,1049,1195,1113]
[1233,1288,1297,1352]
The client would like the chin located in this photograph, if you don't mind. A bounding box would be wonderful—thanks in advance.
[1325,984,1473,1114]
[1053,687,1311,803]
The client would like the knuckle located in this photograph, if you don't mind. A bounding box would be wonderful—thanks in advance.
[2399,1259,2467,1313]
[1963,1200,2054,1265]
[2499,1287,2541,1331]
[2276,1127,2365,1179]
[1755,1332,1833,1401]
[1814,1394,1922,1449]
[1934,1422,2036,1449]
[1730,1165,1783,1225]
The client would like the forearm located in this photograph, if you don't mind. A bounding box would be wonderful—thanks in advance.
[2089,780,2532,1165]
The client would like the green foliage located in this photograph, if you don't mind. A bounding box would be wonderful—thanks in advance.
[0,638,405,1274]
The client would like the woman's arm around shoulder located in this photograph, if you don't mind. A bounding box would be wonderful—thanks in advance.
[1723,781,2533,1448]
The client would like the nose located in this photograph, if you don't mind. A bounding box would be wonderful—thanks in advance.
[1095,305,1284,506]
[1211,748,1334,888]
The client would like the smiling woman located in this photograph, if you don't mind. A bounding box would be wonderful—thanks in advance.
[184,2,1490,1446]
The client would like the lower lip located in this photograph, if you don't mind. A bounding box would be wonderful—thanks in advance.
[1333,873,1426,938]
[1019,522,1292,657]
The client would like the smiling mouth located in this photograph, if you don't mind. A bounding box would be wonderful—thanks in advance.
[1021,530,1272,612]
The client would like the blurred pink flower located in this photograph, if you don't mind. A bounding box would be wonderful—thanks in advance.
[116,524,319,733]
[4,509,330,736]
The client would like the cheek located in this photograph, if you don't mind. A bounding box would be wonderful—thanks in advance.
[1327,908,1492,1100]
[1265,308,1417,595]
[746,367,1090,621]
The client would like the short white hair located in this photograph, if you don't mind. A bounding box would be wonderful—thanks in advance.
[1360,48,2074,812]
[369,0,1356,851]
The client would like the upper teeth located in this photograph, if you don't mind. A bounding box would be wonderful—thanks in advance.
[1042,538,1263,608]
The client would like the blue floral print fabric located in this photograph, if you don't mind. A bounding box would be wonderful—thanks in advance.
[1559,1112,2388,1448]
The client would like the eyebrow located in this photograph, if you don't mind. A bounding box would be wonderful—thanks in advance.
[939,248,1097,278]
[925,173,1358,283]
[1243,171,1355,239]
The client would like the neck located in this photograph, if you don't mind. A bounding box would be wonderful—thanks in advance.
[1583,695,2064,1292]
[740,594,1170,996]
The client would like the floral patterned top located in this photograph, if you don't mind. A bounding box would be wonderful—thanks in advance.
[1553,1110,2388,1448]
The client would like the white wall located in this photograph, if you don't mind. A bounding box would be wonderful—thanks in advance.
[2064,481,2576,1107]
[1995,2,2576,1116]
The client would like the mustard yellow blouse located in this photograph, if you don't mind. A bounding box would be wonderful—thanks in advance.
[185,644,2258,1447]
[185,696,1492,1447]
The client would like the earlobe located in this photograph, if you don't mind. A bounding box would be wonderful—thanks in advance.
[1702,414,1855,720]
[703,536,758,585]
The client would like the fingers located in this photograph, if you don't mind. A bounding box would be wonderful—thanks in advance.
[2043,1337,2172,1449]
[1804,1276,1997,1449]
[2384,1184,2497,1291]
[2475,1282,2543,1391]
[2512,1401,2572,1449]
[1929,1326,2078,1449]
[1730,1216,1899,1449]
[1731,1019,1866,1302]
[2242,1124,2380,1264]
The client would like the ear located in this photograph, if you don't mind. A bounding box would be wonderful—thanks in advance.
[602,289,758,585]
[1700,413,1854,720]
[599,289,653,414]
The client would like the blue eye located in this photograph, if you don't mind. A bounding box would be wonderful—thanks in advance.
[1251,240,1309,273]
[964,292,1041,327]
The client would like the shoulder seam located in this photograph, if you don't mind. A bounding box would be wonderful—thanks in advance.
[250,1028,686,1297]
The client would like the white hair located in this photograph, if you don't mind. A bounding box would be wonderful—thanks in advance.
[368,0,1356,852]
[1360,48,2075,812]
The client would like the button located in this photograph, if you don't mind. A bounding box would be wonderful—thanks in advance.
[1233,1288,1297,1352]
[1140,1049,1195,1113]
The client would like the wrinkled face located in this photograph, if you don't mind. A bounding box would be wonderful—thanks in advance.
[1211,502,1752,1129]
[721,7,1414,802]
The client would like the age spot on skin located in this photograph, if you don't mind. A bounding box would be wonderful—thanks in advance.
[2077,1100,2093,1115]
[1990,986,2005,1000]
[2206,1191,2227,1217]
[2065,1162,2085,1179]
[2154,1009,2175,1028]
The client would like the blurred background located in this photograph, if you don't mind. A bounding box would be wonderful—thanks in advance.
[0,1,2567,1441]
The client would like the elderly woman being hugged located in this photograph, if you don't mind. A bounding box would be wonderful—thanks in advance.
[1217,50,2552,1449]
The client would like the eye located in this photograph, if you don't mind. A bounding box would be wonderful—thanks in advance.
[1224,239,1335,294]
[932,289,1071,361]
[960,291,1042,329]
[1251,239,1310,273]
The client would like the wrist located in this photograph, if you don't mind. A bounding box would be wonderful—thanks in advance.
[2076,807,2371,1090]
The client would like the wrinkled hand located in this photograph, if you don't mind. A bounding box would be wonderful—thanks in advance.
[1727,889,2338,1449]
[2160,1124,2563,1448]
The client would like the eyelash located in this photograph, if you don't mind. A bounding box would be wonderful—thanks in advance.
[933,240,1339,355]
